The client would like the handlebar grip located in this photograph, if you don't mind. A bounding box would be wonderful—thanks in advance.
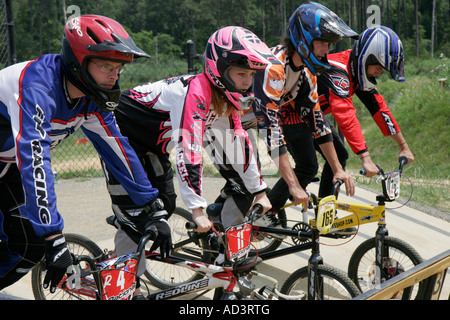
[137,225,159,253]
[398,156,408,169]
[360,164,382,176]
[251,203,264,215]
[331,180,344,196]
[144,224,159,240]
[246,203,264,222]
[185,221,197,230]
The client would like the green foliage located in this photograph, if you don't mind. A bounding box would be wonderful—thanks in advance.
[10,0,450,63]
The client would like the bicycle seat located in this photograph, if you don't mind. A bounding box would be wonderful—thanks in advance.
[233,256,262,275]
[206,202,223,218]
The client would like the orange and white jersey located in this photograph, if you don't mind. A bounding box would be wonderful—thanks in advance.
[253,45,331,152]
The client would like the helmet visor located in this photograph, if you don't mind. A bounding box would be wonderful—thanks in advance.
[229,57,268,70]
[247,59,267,69]
[391,58,405,82]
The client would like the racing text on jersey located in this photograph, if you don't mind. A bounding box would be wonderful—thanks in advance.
[32,104,51,225]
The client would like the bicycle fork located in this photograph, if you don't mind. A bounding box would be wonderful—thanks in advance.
[308,228,324,300]
[374,221,390,286]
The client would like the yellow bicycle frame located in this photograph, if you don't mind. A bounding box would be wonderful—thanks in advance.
[310,196,386,234]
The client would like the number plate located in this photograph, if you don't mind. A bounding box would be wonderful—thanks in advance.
[98,254,138,300]
[386,173,400,200]
[317,195,336,234]
[225,223,252,261]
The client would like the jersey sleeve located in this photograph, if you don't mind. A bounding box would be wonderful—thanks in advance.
[253,60,287,157]
[9,86,64,237]
[355,89,400,137]
[81,108,158,206]
[318,69,368,154]
[170,79,210,210]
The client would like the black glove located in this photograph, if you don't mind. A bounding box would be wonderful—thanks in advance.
[145,218,172,259]
[43,234,73,293]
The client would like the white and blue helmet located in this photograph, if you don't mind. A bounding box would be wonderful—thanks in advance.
[353,26,405,91]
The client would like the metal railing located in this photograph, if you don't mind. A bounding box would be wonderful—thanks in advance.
[353,249,450,300]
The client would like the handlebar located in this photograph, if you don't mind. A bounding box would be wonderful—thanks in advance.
[136,227,158,254]
[359,156,409,202]
[331,180,344,197]
[360,156,408,176]
[185,203,264,231]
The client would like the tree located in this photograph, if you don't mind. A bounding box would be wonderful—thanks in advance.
[6,0,450,62]
[415,0,420,57]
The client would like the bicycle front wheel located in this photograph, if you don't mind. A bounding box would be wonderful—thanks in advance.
[348,236,424,299]
[281,264,361,299]
[31,233,103,300]
[144,207,211,289]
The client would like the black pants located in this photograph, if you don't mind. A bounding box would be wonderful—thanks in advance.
[0,164,46,290]
[268,123,319,212]
[102,151,176,244]
[314,125,348,198]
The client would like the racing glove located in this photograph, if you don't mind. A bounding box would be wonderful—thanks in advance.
[43,234,73,293]
[146,219,172,259]
[144,198,172,259]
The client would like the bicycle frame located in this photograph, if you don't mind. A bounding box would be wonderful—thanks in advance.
[58,205,307,301]
[321,196,390,287]
[251,213,333,299]
[310,156,410,292]
[61,238,265,300]
[145,252,258,300]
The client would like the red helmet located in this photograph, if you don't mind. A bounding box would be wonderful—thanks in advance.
[61,15,149,112]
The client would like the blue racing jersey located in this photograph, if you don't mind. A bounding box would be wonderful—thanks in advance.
[0,54,158,237]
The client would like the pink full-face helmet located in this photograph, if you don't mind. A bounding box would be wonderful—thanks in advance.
[204,26,276,111]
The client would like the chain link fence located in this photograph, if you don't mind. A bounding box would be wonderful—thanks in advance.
[52,46,206,179]
[0,1,9,67]
[52,53,281,179]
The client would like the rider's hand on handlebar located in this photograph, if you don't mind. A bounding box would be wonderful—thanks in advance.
[192,208,213,233]
[43,234,73,293]
[361,161,380,178]
[145,218,172,259]
[398,149,414,165]
[253,192,272,214]
[288,184,309,212]
[359,153,379,178]
[333,170,355,197]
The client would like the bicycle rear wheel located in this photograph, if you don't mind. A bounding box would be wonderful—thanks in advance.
[281,264,361,299]
[348,236,425,299]
[144,207,211,289]
[250,232,283,254]
[31,233,103,300]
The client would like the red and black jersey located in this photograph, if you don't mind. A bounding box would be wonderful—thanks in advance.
[317,50,400,155]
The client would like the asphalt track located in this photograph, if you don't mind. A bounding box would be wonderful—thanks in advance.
[1,177,449,300]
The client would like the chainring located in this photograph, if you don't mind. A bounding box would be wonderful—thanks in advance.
[291,222,312,244]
